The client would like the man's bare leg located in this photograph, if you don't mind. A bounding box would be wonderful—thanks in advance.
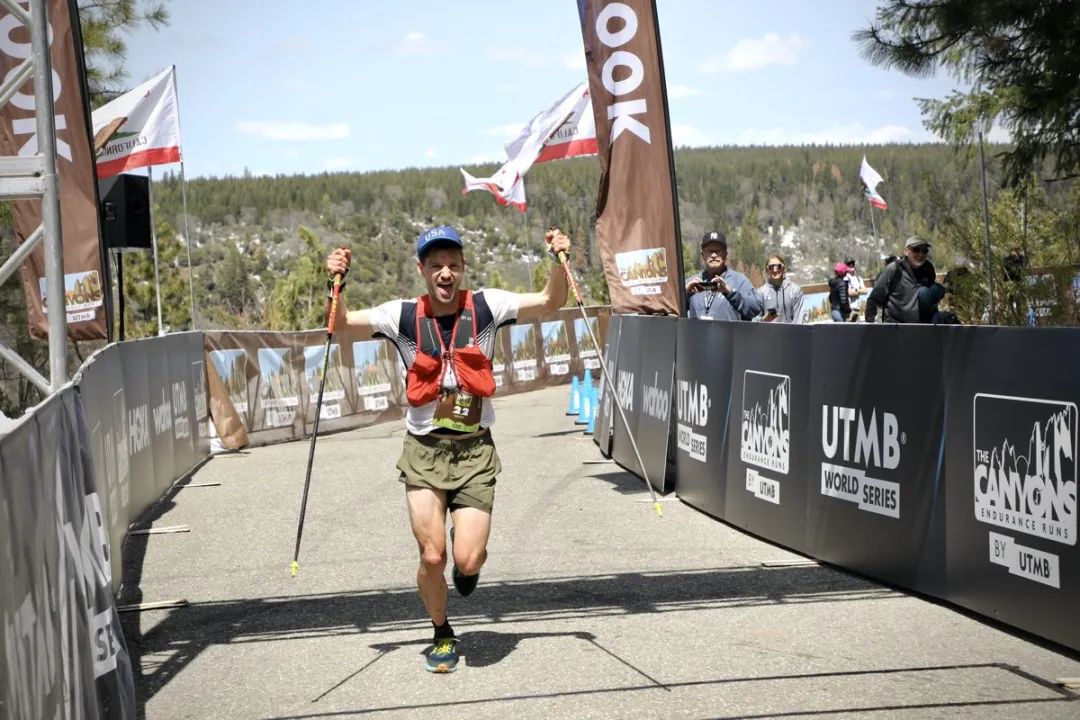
[406,486,449,624]
[449,506,492,577]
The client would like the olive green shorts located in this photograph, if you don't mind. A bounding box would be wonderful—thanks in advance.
[395,430,501,513]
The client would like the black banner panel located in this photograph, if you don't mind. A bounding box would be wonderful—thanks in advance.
[118,339,156,518]
[673,319,735,520]
[943,326,1080,652]
[725,323,813,553]
[593,314,622,457]
[807,325,947,595]
[608,316,676,493]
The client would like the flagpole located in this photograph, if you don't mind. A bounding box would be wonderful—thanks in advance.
[522,208,533,291]
[147,166,165,335]
[180,161,197,327]
[869,205,879,258]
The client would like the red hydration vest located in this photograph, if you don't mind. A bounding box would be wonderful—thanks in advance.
[405,290,496,407]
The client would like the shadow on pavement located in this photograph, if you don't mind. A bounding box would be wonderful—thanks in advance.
[120,562,895,713]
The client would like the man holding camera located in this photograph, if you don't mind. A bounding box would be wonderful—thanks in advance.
[685,231,761,320]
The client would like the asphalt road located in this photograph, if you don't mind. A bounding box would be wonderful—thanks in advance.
[119,386,1080,719]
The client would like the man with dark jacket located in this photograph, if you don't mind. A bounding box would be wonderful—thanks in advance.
[865,236,945,323]
[685,231,761,320]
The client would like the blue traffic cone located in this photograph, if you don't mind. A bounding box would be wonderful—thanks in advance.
[576,381,592,425]
[583,368,593,393]
[586,383,597,434]
[567,375,580,415]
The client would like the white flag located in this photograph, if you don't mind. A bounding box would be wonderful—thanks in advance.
[462,83,591,212]
[859,155,884,191]
[460,166,526,211]
[859,156,888,210]
[92,66,182,179]
[510,84,596,164]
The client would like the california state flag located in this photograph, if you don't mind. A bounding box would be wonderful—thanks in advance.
[92,66,181,178]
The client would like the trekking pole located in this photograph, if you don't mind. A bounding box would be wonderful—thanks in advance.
[553,244,663,517]
[290,272,344,576]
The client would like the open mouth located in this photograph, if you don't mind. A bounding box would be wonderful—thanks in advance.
[434,279,454,300]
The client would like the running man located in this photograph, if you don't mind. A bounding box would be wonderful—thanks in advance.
[325,224,570,673]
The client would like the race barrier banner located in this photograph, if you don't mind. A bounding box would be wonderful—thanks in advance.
[592,314,622,457]
[204,306,609,448]
[1,388,136,719]
[77,332,210,589]
[608,315,676,493]
[670,318,735,520]
[943,327,1080,652]
[618,315,1076,650]
[725,323,813,554]
[806,325,948,596]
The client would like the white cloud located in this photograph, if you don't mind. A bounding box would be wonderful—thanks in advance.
[671,123,712,148]
[324,157,352,170]
[668,84,702,99]
[236,121,350,141]
[398,31,434,55]
[701,33,805,74]
[985,124,1011,143]
[486,123,525,138]
[425,148,438,159]
[738,123,915,145]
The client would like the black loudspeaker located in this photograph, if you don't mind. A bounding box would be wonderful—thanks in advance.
[98,174,151,250]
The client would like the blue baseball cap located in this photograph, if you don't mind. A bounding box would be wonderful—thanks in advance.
[416,225,463,258]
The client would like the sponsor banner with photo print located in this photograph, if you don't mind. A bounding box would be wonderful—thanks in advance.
[807,324,947,595]
[943,327,1080,652]
[725,323,813,553]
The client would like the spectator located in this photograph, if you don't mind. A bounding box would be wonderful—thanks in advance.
[1004,246,1026,282]
[828,262,852,322]
[756,254,804,323]
[844,256,865,321]
[865,236,946,323]
[685,231,761,320]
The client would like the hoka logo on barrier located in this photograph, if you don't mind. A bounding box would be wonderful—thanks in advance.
[974,394,1077,546]
[741,371,790,474]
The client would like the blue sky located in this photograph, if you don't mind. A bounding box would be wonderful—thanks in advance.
[119,0,974,179]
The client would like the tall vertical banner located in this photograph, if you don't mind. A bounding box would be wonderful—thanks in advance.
[577,0,684,315]
[0,0,108,339]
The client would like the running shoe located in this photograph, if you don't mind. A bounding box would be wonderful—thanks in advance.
[449,526,480,597]
[426,637,459,673]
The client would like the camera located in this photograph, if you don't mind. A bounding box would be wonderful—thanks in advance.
[765,299,778,316]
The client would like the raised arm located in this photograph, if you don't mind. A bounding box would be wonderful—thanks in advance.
[325,246,377,340]
[515,228,572,321]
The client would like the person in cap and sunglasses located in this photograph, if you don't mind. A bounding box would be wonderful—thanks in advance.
[828,262,853,322]
[685,231,761,321]
[865,236,945,323]
[756,255,805,323]
[325,224,571,674]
